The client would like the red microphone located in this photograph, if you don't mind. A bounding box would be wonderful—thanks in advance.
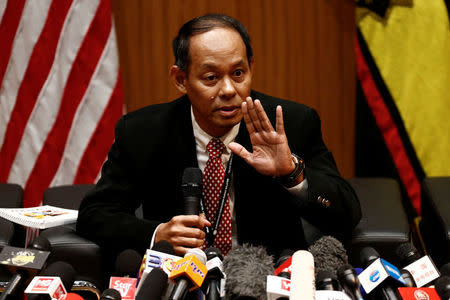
[397,287,440,299]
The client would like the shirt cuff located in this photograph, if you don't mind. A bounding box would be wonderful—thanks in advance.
[285,178,308,198]
[149,223,162,249]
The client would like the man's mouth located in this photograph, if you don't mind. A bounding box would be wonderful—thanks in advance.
[217,106,240,117]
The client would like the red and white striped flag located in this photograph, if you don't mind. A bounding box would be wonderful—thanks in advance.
[0,0,123,208]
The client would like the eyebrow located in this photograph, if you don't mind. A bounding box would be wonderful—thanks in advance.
[200,59,246,71]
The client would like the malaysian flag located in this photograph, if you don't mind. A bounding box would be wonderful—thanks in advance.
[0,0,123,209]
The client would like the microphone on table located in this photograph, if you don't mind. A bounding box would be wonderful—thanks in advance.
[290,250,315,300]
[0,236,52,300]
[358,246,404,300]
[201,247,224,300]
[135,240,180,296]
[223,244,274,300]
[135,268,168,300]
[108,249,142,299]
[168,248,208,300]
[395,243,440,287]
[25,261,76,300]
[182,167,203,215]
[337,264,364,300]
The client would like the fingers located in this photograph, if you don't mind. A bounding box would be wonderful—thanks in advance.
[243,97,275,134]
[275,105,285,134]
[155,215,210,255]
[228,141,252,163]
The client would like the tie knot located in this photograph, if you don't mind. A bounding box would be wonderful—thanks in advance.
[207,138,226,158]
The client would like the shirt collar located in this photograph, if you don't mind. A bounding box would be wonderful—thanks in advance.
[191,106,240,155]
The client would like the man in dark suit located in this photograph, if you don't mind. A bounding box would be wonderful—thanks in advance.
[77,14,361,259]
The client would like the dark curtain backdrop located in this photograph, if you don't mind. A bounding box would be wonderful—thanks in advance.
[111,0,356,178]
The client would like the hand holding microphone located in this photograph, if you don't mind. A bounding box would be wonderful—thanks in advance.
[154,168,211,255]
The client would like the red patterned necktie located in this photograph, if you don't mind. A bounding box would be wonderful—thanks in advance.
[202,138,232,255]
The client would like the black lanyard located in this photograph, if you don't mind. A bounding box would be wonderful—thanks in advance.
[200,153,234,247]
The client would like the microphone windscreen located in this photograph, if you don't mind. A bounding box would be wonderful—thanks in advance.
[395,243,421,266]
[182,167,202,197]
[435,275,450,300]
[100,288,122,300]
[114,249,142,277]
[29,236,52,252]
[186,247,207,264]
[359,247,379,267]
[308,236,348,275]
[223,244,274,300]
[135,268,168,300]
[40,261,76,291]
[151,240,176,255]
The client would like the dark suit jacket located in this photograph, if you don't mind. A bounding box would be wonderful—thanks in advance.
[77,90,361,258]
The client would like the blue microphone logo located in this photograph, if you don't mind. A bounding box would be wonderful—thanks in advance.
[370,270,380,282]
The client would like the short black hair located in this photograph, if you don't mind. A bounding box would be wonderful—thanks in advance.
[172,14,253,72]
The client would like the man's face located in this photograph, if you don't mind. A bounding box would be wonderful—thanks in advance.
[179,28,253,137]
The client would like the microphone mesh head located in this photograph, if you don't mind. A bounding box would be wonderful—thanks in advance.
[308,236,348,276]
[395,243,421,266]
[182,167,203,197]
[114,249,142,277]
[205,247,223,261]
[359,247,380,268]
[441,263,450,277]
[435,276,450,299]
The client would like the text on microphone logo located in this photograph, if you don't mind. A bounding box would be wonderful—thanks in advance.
[281,279,291,291]
[370,270,380,282]
[414,289,429,300]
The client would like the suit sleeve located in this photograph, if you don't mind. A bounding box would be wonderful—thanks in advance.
[291,107,361,240]
[76,116,159,255]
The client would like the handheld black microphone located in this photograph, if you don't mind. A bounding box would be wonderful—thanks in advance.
[135,268,169,300]
[316,269,341,291]
[202,247,224,300]
[0,236,51,300]
[182,167,202,215]
[223,244,274,300]
[337,264,364,300]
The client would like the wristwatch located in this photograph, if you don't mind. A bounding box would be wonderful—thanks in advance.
[277,153,305,188]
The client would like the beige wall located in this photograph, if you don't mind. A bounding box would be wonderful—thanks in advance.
[111,0,356,178]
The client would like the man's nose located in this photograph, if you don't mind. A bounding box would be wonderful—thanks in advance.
[218,77,236,99]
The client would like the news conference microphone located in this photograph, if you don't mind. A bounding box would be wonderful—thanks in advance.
[290,250,315,300]
[395,243,440,287]
[316,269,341,291]
[169,248,207,300]
[0,236,51,300]
[113,249,142,277]
[441,263,450,276]
[135,268,168,300]
[25,261,76,300]
[435,276,450,300]
[222,244,274,300]
[273,249,294,279]
[399,269,415,288]
[108,249,142,299]
[182,167,202,215]
[100,288,122,300]
[202,247,224,300]
[337,264,364,300]
[308,235,348,276]
[358,247,403,300]
[136,240,180,299]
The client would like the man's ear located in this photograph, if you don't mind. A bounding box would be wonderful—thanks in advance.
[169,65,187,94]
